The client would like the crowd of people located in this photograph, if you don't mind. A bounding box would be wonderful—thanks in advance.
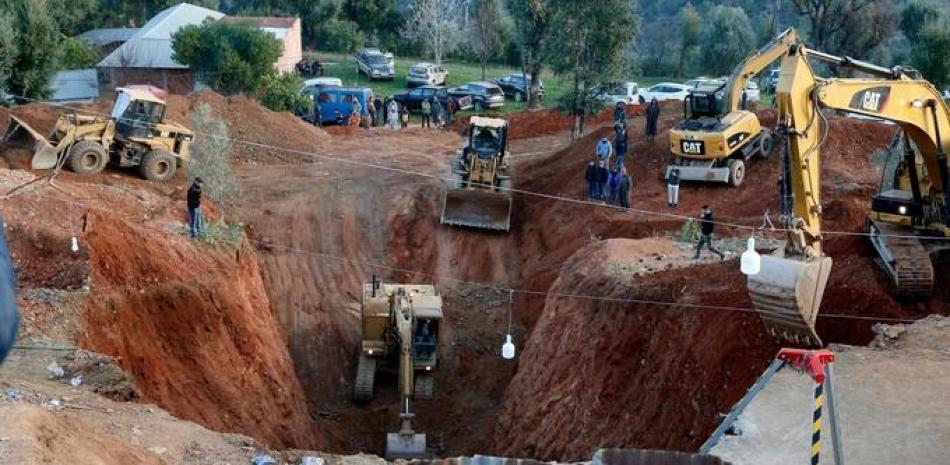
[585,99,661,209]
[308,93,461,131]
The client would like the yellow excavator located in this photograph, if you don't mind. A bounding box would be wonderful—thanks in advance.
[354,277,443,459]
[747,32,950,346]
[666,29,799,186]
[441,116,512,231]
[2,87,193,182]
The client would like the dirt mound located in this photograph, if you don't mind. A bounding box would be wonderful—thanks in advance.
[496,238,778,461]
[1,164,324,450]
[164,91,329,164]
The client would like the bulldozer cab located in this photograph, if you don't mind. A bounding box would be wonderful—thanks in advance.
[112,88,166,140]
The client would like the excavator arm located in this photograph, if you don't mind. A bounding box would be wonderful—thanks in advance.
[723,28,798,112]
[748,39,950,346]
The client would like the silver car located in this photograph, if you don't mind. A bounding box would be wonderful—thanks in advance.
[407,63,448,87]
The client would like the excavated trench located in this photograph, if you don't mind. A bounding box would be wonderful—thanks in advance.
[7,98,947,461]
[231,105,950,461]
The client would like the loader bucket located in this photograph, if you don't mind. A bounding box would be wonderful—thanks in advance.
[747,253,832,347]
[441,189,512,231]
[2,115,59,170]
[386,432,427,460]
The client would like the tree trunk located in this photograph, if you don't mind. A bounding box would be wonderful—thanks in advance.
[528,59,542,109]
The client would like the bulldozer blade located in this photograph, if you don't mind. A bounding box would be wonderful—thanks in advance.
[2,115,59,170]
[747,253,832,347]
[441,189,512,231]
[385,432,427,460]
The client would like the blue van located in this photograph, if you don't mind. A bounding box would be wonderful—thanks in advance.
[314,87,375,125]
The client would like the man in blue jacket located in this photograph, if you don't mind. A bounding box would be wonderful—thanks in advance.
[0,219,19,364]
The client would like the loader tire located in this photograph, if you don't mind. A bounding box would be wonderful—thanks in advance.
[139,150,177,182]
[727,159,745,187]
[68,140,108,176]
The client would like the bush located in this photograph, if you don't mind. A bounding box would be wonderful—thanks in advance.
[172,19,283,95]
[187,103,242,208]
[260,72,311,113]
[321,18,365,53]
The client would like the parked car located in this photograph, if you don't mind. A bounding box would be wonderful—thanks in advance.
[493,74,543,102]
[594,81,640,105]
[448,82,505,111]
[407,62,448,87]
[638,82,691,103]
[299,77,343,98]
[311,87,374,125]
[743,81,761,103]
[391,85,473,112]
[353,48,395,80]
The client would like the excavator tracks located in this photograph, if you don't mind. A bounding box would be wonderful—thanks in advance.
[354,355,376,402]
[869,221,934,300]
[413,373,435,400]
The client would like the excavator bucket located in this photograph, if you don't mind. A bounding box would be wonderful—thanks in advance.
[2,115,60,170]
[747,253,832,347]
[441,188,512,231]
[385,432,427,460]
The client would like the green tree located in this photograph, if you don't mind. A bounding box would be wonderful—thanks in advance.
[0,13,16,95]
[699,5,755,76]
[910,16,950,89]
[678,2,701,78]
[172,19,283,95]
[545,0,636,137]
[1,0,59,100]
[468,0,503,80]
[259,72,311,113]
[508,0,551,108]
[791,0,897,57]
[900,0,940,42]
[320,17,365,52]
[57,36,99,69]
[188,102,242,207]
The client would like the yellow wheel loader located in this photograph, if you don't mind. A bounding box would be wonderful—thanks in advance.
[666,29,799,186]
[746,31,950,346]
[441,116,512,231]
[2,88,193,182]
[354,276,444,460]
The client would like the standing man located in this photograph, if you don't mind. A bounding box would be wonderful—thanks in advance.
[187,177,203,239]
[445,95,457,126]
[618,167,632,208]
[387,99,399,130]
[614,124,628,170]
[694,205,725,260]
[596,136,613,164]
[430,95,443,127]
[596,160,609,202]
[645,98,660,141]
[607,167,620,204]
[666,167,680,208]
[613,101,627,128]
[373,95,384,127]
[400,103,409,130]
[421,98,432,128]
[585,161,598,201]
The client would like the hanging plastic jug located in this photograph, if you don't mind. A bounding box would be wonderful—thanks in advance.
[70,237,79,253]
[502,334,515,359]
[741,237,760,275]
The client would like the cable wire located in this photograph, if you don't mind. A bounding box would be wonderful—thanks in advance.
[5,93,949,242]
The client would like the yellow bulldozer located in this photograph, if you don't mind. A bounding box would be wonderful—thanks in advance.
[665,30,800,186]
[441,116,512,231]
[2,87,193,182]
[745,30,950,346]
[354,277,443,460]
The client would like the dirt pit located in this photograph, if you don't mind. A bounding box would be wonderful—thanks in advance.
[4,94,949,463]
